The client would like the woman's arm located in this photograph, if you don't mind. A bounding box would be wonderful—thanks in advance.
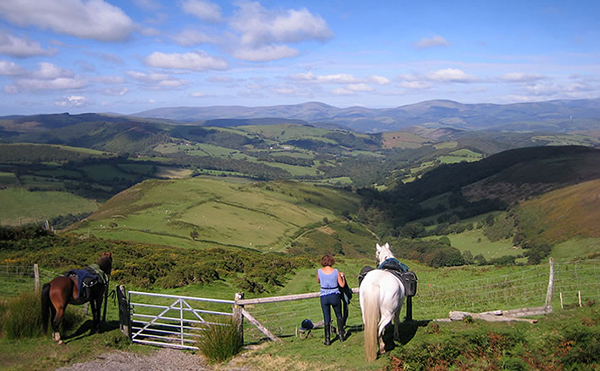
[338,271,346,287]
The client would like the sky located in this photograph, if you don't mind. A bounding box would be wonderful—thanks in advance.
[0,0,599,115]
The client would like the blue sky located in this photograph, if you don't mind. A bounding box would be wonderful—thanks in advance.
[0,0,599,115]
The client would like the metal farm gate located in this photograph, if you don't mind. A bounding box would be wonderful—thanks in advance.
[118,286,235,350]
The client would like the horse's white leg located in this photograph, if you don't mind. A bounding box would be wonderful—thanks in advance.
[379,336,386,354]
[53,331,62,345]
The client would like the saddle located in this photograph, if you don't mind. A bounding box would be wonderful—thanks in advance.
[358,259,418,297]
[65,264,107,301]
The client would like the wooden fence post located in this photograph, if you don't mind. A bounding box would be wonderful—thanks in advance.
[545,257,554,311]
[234,292,244,345]
[34,264,40,294]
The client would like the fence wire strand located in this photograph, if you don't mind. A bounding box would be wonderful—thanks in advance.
[242,259,600,342]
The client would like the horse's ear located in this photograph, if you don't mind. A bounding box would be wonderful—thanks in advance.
[376,243,381,251]
[384,243,390,250]
[107,252,112,258]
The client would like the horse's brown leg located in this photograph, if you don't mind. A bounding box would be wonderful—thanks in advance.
[49,277,73,344]
[51,302,65,344]
[89,298,97,333]
[94,293,104,332]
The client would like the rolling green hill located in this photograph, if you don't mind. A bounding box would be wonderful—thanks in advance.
[515,178,600,251]
[72,178,360,252]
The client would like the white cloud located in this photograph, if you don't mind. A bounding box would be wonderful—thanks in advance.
[318,74,357,84]
[225,2,332,62]
[413,35,450,49]
[127,70,189,89]
[332,88,355,95]
[103,87,128,96]
[0,60,25,75]
[0,31,56,57]
[5,62,85,93]
[93,76,126,84]
[32,62,73,79]
[499,73,546,83]
[171,29,218,46]
[231,2,332,47]
[346,83,374,92]
[290,71,359,84]
[272,86,312,97]
[523,81,595,97]
[127,71,169,82]
[400,81,432,89]
[425,68,479,83]
[144,51,227,71]
[158,79,189,88]
[9,77,87,92]
[231,44,298,62]
[370,75,390,85]
[182,0,222,22]
[290,71,316,81]
[55,95,87,107]
[190,92,205,97]
[0,0,135,42]
[206,76,233,83]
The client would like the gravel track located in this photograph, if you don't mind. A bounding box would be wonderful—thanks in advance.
[56,348,211,371]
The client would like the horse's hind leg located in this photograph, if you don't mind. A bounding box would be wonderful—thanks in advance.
[51,305,64,344]
[90,295,103,333]
[393,310,401,342]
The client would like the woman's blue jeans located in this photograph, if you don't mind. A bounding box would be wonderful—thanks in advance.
[320,293,342,324]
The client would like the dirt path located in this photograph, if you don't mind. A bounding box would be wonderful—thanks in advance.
[55,347,251,371]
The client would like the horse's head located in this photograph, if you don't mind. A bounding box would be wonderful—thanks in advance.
[375,243,394,266]
[98,252,113,275]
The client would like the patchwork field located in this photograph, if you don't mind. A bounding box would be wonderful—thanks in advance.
[0,188,99,226]
[74,178,360,252]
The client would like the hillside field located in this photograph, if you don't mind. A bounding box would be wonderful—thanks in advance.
[74,178,360,252]
[0,188,99,226]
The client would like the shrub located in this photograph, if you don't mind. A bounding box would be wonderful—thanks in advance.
[1,291,43,339]
[548,323,600,367]
[196,318,243,363]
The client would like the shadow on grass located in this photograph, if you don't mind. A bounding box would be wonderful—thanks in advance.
[63,320,120,344]
[378,319,431,352]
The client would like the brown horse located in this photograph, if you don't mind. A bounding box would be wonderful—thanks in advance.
[41,252,112,344]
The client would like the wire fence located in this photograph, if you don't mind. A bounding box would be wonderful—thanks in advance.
[3,260,599,346]
[240,259,600,343]
[0,265,57,297]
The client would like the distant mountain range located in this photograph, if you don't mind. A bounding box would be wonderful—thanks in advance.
[133,98,600,133]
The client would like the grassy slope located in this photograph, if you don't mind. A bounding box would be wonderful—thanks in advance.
[73,178,360,252]
[0,188,99,226]
[516,178,600,247]
[2,239,598,370]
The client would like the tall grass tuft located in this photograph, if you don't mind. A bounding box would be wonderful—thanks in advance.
[0,291,43,339]
[196,318,243,364]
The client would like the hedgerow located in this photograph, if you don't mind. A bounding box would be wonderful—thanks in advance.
[0,226,316,292]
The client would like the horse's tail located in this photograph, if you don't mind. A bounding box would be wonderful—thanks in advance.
[363,283,380,362]
[41,282,51,334]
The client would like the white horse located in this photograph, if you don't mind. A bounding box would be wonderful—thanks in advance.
[360,243,406,362]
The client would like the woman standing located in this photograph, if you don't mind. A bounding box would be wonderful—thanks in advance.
[317,254,346,345]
